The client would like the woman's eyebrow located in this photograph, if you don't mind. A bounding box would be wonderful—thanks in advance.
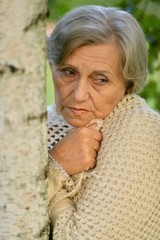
[57,64,78,70]
[92,70,113,77]
[59,63,76,67]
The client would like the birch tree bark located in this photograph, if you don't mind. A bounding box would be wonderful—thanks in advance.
[0,0,49,239]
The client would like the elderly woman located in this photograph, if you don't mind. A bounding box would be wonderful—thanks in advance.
[47,5,160,240]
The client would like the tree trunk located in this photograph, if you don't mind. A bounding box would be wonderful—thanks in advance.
[0,0,49,239]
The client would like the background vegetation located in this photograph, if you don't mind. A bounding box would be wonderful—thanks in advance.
[46,0,160,112]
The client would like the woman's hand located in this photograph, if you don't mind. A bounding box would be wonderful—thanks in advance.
[49,124,103,175]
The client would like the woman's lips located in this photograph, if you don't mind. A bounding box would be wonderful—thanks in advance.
[68,107,88,116]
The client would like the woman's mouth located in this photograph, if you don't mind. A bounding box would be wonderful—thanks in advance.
[68,107,88,116]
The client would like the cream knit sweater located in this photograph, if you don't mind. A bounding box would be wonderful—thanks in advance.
[47,94,160,240]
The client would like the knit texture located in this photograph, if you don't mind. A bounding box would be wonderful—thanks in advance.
[48,94,160,240]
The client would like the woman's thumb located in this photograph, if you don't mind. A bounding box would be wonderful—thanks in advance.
[88,123,97,129]
[87,119,103,131]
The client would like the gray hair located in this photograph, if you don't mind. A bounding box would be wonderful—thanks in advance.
[47,5,148,93]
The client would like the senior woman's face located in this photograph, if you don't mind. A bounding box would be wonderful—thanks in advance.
[52,42,126,127]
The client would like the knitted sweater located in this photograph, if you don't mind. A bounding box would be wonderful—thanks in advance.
[47,94,160,240]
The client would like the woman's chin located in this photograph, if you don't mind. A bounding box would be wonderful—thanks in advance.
[65,118,91,127]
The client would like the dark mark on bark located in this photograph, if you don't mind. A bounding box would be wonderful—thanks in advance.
[24,12,47,32]
[0,63,25,74]
[26,111,47,123]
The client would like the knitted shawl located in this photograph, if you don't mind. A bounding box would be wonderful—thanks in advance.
[47,94,160,240]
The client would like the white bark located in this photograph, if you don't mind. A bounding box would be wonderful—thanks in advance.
[0,0,49,239]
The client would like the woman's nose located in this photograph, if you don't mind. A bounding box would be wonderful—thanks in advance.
[73,80,89,102]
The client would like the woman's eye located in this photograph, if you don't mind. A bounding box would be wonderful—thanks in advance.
[94,76,109,85]
[61,68,76,77]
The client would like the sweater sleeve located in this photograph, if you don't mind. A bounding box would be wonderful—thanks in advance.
[50,110,160,240]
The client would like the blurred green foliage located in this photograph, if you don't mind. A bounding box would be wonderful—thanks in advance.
[47,0,160,112]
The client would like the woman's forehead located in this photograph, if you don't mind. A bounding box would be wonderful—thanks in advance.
[63,43,122,71]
